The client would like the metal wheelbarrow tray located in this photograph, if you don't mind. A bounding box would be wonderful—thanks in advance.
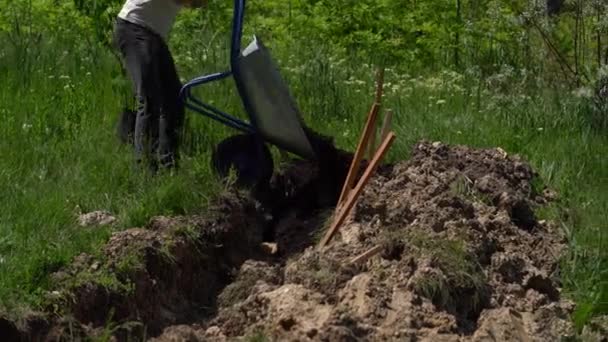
[179,0,316,187]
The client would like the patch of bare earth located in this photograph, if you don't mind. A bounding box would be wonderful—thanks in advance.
[2,141,581,341]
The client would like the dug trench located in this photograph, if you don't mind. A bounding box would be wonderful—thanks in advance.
[2,139,577,341]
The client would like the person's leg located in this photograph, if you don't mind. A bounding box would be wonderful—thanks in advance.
[116,108,136,145]
[156,38,185,169]
[113,19,163,172]
[111,23,134,145]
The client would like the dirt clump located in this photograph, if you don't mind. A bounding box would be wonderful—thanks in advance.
[77,210,117,227]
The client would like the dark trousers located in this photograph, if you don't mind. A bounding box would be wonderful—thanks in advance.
[113,18,184,171]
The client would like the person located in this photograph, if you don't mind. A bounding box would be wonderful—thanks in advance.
[113,0,206,172]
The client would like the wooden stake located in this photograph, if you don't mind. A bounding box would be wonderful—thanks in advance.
[366,122,378,162]
[349,245,383,265]
[319,132,396,249]
[337,103,380,207]
[379,109,393,143]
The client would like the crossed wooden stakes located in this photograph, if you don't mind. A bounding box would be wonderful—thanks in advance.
[317,68,395,260]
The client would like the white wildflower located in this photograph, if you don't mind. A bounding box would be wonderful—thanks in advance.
[38,168,47,180]
[572,87,593,99]
[598,65,608,78]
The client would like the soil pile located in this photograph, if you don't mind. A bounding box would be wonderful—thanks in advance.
[1,141,577,341]
[153,141,575,341]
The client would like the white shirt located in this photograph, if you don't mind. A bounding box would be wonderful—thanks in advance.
[118,0,182,39]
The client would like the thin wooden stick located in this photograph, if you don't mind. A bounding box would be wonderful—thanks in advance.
[349,245,383,265]
[319,132,396,249]
[379,109,393,143]
[337,103,380,207]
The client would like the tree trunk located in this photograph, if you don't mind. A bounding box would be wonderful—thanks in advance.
[547,0,563,16]
[580,0,586,71]
[454,0,461,67]
[574,0,581,85]
[598,3,603,67]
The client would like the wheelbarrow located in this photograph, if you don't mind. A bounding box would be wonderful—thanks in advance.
[179,0,316,189]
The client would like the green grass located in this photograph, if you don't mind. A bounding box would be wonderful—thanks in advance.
[0,35,223,311]
[380,223,488,316]
[0,10,606,335]
[245,330,270,342]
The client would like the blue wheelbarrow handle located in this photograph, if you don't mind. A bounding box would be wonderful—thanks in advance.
[180,0,316,160]
[178,0,254,134]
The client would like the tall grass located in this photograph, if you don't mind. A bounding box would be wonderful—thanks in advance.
[0,34,222,310]
[0,5,606,331]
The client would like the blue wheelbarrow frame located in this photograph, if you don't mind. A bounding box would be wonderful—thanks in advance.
[179,0,315,160]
